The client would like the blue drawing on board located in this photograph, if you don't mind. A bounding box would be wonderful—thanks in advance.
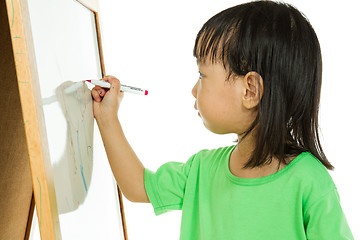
[77,129,88,192]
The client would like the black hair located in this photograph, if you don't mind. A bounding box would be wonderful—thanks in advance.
[193,0,333,170]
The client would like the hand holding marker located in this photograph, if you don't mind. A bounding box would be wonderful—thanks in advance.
[41,79,148,105]
[87,79,148,95]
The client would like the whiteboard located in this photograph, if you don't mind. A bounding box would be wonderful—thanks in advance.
[27,0,124,238]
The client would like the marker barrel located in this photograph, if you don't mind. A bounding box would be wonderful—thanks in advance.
[87,79,148,95]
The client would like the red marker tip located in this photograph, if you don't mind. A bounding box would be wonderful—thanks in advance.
[145,90,149,95]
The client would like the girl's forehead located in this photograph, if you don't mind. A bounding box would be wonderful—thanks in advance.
[196,58,207,67]
[197,57,228,71]
[197,59,232,76]
[196,58,213,68]
[197,58,209,65]
[196,54,223,65]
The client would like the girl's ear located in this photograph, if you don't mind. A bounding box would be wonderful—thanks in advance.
[242,71,264,109]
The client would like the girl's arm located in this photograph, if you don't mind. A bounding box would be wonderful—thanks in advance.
[92,76,150,203]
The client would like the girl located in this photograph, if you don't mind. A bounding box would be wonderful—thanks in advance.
[92,1,353,239]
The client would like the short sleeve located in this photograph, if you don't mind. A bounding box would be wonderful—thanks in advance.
[304,187,354,240]
[144,155,196,216]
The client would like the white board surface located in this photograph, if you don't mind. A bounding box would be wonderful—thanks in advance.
[26,0,124,238]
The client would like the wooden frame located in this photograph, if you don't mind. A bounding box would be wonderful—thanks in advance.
[1,0,127,239]
[0,1,34,238]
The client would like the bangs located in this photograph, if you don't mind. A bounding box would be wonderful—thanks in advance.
[193,5,252,76]
[193,19,237,66]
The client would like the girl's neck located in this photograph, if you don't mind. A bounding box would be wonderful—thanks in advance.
[234,131,257,166]
[229,133,283,179]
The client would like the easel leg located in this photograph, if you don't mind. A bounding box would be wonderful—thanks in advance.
[118,186,128,240]
[25,192,35,240]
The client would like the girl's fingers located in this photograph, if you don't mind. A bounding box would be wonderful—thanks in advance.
[91,87,103,102]
[93,85,106,97]
[103,75,121,92]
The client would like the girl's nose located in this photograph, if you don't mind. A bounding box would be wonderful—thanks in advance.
[192,80,199,98]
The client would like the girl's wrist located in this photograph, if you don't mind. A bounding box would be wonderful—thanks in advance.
[96,114,120,129]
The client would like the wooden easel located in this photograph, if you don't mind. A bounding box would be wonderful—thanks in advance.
[0,0,127,239]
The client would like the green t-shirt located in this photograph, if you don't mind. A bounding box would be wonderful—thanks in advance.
[144,145,353,240]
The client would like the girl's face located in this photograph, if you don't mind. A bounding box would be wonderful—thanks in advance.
[192,60,257,135]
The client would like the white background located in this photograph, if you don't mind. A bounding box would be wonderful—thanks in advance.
[97,0,359,239]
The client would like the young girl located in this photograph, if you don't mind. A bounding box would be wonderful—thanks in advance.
[92,1,353,239]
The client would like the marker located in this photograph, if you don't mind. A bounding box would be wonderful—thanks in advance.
[86,79,148,95]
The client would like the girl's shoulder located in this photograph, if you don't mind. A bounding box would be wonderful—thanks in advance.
[180,145,235,173]
[291,152,334,182]
[195,145,236,158]
[289,152,336,201]
[193,145,236,165]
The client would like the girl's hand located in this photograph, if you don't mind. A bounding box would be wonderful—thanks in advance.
[91,75,124,124]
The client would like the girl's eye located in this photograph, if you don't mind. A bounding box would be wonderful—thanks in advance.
[199,71,205,79]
